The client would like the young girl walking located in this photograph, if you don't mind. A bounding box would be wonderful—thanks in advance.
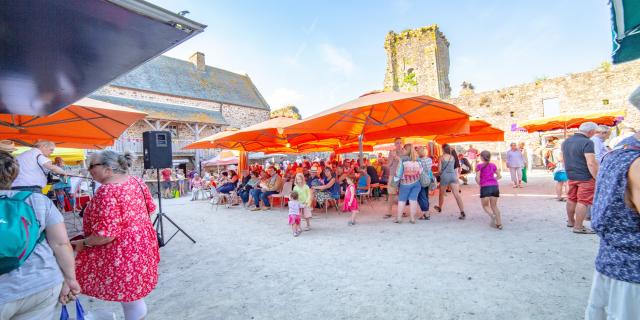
[475,150,503,229]
[288,191,302,236]
[343,174,359,226]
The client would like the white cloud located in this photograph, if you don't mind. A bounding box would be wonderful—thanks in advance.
[267,88,304,109]
[320,43,354,76]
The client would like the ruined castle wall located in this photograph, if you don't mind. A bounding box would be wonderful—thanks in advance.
[447,59,640,165]
[383,25,451,99]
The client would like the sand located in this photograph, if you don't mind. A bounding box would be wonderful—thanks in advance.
[66,170,598,319]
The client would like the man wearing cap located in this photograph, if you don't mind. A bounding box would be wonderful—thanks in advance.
[11,140,68,193]
[591,125,611,163]
[585,88,640,319]
[561,122,599,234]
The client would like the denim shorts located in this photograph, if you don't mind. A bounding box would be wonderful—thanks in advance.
[398,181,421,202]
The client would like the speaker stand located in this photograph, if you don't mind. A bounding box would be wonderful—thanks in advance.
[152,168,196,247]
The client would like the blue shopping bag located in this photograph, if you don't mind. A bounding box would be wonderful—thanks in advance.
[60,298,85,320]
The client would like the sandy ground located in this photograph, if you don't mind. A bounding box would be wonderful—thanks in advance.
[62,170,599,320]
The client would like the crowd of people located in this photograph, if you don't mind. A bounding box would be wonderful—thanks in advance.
[0,101,638,319]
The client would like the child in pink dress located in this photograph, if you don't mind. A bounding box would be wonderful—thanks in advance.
[343,174,359,226]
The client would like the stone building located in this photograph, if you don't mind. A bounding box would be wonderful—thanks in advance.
[384,25,640,166]
[384,25,452,99]
[91,52,270,174]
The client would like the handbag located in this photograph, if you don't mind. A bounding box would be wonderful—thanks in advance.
[60,299,85,320]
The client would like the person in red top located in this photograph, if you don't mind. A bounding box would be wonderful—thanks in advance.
[72,151,159,320]
[161,167,173,198]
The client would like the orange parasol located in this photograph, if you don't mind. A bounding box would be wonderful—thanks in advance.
[518,109,626,134]
[284,91,470,144]
[433,120,503,144]
[184,129,283,151]
[0,98,147,149]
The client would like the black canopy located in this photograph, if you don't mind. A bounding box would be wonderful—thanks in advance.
[0,0,206,115]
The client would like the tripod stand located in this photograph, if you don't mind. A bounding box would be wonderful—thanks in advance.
[152,168,196,247]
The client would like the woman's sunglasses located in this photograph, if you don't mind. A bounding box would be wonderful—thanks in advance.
[89,162,105,170]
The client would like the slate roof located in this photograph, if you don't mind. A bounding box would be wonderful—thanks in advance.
[90,95,227,125]
[110,55,270,110]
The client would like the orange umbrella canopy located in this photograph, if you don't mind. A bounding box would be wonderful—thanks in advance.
[518,109,626,133]
[184,129,282,151]
[0,98,147,149]
[433,119,503,144]
[284,91,470,144]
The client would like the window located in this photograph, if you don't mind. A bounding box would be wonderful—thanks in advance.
[168,125,178,138]
[542,98,560,117]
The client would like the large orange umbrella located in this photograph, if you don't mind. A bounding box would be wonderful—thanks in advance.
[184,129,283,151]
[518,109,626,134]
[0,98,147,149]
[284,91,470,144]
[434,120,503,144]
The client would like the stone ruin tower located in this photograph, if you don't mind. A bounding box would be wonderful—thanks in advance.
[383,25,452,99]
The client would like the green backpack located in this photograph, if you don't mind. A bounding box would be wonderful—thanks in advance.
[0,191,45,275]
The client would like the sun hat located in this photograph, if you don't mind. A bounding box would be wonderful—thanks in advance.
[0,140,16,153]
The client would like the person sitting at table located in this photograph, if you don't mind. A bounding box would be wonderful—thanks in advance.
[217,170,238,194]
[52,157,73,212]
[458,153,472,185]
[238,171,259,206]
[250,167,283,211]
[357,167,371,195]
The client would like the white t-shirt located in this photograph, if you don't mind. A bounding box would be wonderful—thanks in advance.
[11,148,51,188]
[288,200,301,216]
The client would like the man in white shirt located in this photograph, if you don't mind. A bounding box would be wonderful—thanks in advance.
[590,126,611,163]
[11,140,68,193]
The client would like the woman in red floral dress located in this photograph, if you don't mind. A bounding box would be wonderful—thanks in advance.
[72,151,159,320]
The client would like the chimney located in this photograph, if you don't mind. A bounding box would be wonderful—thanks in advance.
[189,52,205,71]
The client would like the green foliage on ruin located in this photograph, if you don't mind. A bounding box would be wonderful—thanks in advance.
[600,61,612,72]
[402,71,418,87]
[270,105,302,120]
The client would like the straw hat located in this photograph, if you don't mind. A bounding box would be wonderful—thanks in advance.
[0,140,16,153]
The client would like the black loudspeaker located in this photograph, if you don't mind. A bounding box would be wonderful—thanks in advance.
[143,131,173,169]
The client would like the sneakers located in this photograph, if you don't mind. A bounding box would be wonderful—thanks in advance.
[304,226,311,231]
[250,207,261,211]
[262,206,271,211]
[348,221,355,226]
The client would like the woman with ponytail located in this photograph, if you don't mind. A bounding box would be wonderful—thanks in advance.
[71,151,159,320]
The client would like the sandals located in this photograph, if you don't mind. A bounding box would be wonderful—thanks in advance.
[393,220,401,224]
[409,220,416,224]
[458,212,466,220]
[434,206,442,213]
[496,224,503,230]
[573,227,595,234]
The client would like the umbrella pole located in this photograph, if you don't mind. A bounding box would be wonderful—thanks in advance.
[358,134,364,166]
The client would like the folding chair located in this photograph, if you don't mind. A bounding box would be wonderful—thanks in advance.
[357,186,374,209]
[269,181,293,209]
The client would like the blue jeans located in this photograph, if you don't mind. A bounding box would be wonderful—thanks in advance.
[260,191,278,207]
[398,181,421,202]
[217,183,235,194]
[250,189,262,206]
[239,189,251,204]
[417,186,429,212]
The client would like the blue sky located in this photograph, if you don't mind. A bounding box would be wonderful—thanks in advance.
[150,0,613,118]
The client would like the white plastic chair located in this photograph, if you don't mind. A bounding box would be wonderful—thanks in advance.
[269,181,293,209]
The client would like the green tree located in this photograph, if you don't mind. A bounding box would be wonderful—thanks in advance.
[270,105,302,120]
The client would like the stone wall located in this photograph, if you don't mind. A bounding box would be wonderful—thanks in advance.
[221,104,270,129]
[383,25,452,99]
[447,59,640,165]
